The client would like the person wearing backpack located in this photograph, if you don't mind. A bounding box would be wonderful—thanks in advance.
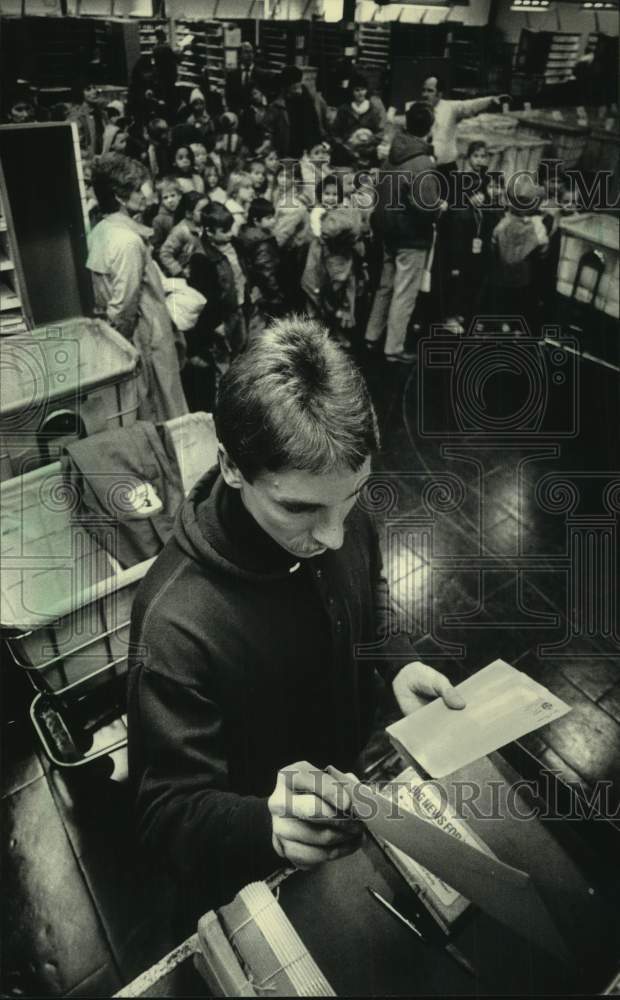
[364,102,445,363]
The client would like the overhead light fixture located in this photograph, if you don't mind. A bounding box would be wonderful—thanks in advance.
[582,1,618,8]
[510,0,551,8]
[372,0,452,6]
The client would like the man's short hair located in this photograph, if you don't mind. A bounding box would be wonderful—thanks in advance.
[215,317,380,482]
[405,102,434,138]
[426,75,445,94]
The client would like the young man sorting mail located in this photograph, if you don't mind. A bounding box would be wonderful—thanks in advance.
[127,317,464,924]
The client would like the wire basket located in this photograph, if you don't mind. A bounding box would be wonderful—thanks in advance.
[556,213,619,319]
[0,317,141,481]
[2,412,219,767]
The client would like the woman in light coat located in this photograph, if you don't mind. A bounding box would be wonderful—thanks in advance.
[87,153,188,422]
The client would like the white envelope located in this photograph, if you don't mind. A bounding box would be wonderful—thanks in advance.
[387,659,571,778]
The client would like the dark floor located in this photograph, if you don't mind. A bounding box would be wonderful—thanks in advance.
[2,337,619,997]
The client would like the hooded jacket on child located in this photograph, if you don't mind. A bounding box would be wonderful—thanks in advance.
[373,131,442,252]
[127,466,410,914]
[236,223,285,315]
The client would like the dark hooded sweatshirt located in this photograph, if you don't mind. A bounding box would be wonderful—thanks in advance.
[127,467,408,914]
[373,131,442,252]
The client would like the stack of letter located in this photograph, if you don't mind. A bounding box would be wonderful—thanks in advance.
[196,881,335,997]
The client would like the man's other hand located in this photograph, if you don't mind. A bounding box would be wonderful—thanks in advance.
[268,761,363,870]
[393,661,466,716]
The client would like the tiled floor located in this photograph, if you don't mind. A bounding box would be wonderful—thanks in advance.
[2,340,619,996]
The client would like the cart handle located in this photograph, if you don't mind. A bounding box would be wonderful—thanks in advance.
[5,619,131,670]
[30,692,127,769]
[53,654,129,697]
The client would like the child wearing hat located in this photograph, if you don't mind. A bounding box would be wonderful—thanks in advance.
[302,204,363,347]
[447,140,503,328]
[487,173,552,332]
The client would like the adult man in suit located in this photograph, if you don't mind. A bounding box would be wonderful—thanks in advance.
[152,28,178,115]
[225,41,270,113]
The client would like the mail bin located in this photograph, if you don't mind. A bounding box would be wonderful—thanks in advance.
[456,121,547,180]
[1,412,218,700]
[512,111,590,170]
[0,317,141,481]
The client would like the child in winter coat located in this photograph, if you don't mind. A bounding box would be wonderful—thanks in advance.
[299,142,332,202]
[225,171,255,236]
[309,172,344,237]
[187,201,247,364]
[271,163,312,312]
[248,158,268,197]
[448,140,503,327]
[171,144,205,194]
[331,127,380,171]
[190,142,209,179]
[487,173,551,333]
[203,157,228,205]
[159,191,208,277]
[261,146,280,203]
[236,197,285,330]
[151,176,182,254]
[146,118,172,181]
[302,205,362,347]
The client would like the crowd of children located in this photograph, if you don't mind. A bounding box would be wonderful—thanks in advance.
[64,63,583,409]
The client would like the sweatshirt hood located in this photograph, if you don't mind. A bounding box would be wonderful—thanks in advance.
[387,131,432,167]
[174,466,301,582]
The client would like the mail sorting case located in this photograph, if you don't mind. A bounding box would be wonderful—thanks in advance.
[0,317,141,481]
[2,412,218,714]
